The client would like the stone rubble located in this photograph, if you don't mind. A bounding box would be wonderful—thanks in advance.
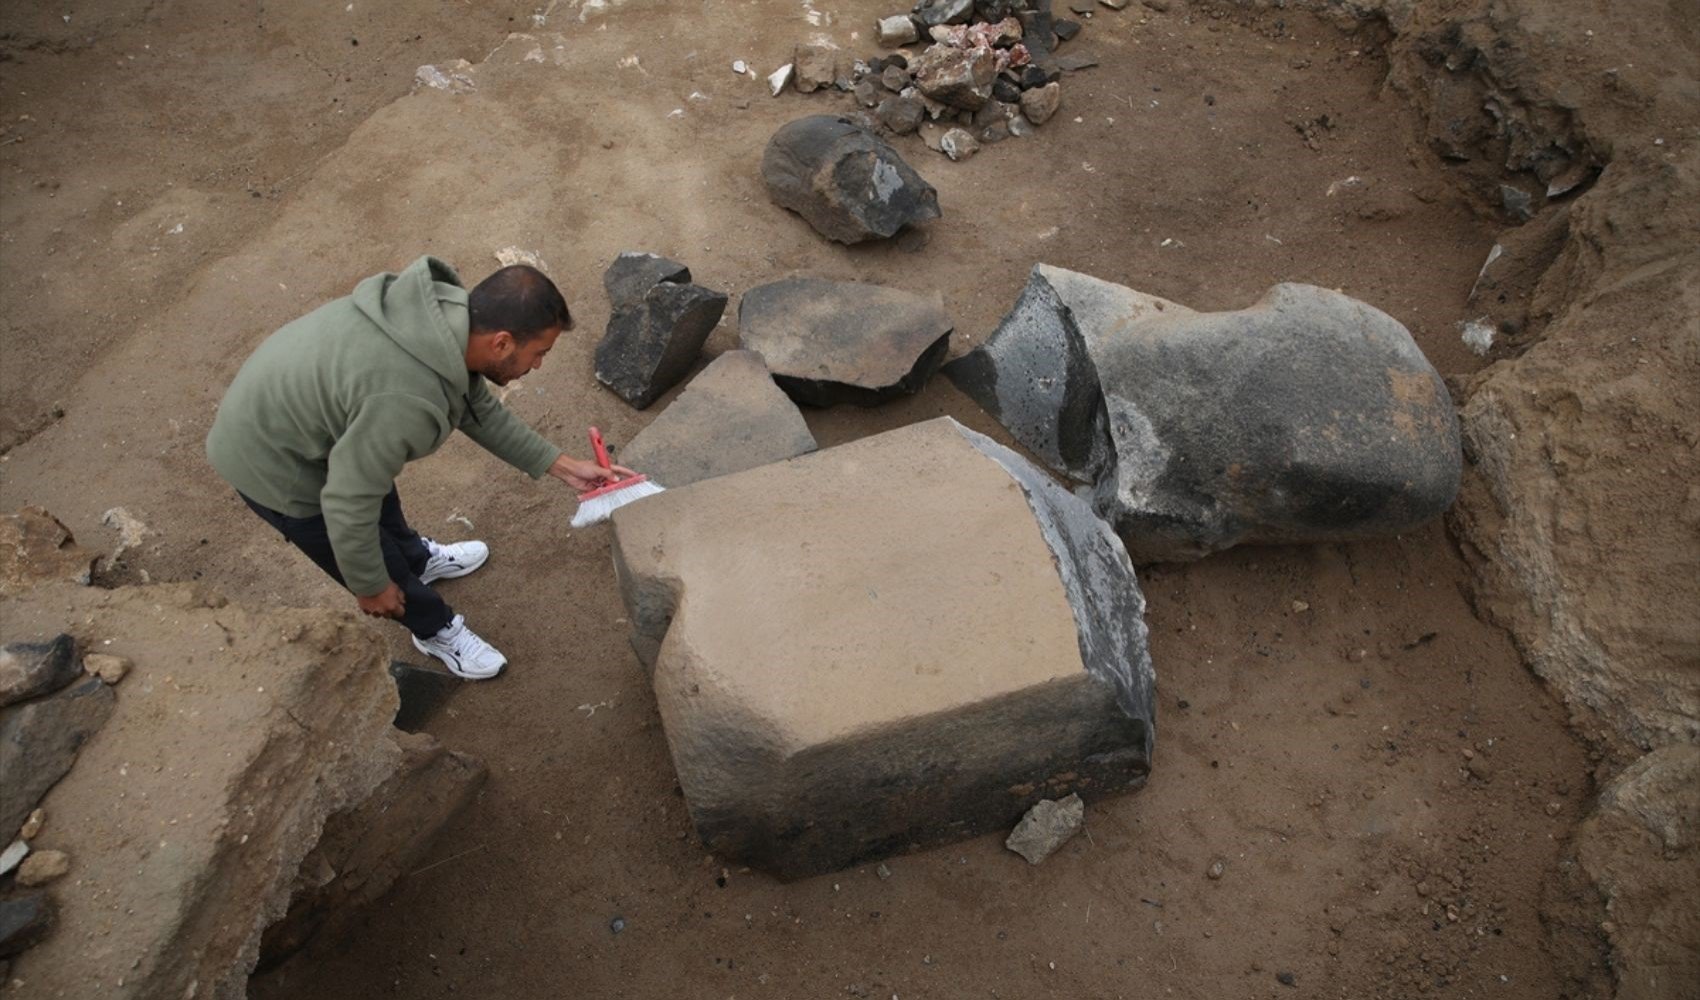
[764,0,1104,160]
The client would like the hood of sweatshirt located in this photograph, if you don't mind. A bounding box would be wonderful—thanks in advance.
[350,255,472,397]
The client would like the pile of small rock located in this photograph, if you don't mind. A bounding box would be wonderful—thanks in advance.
[778,0,1104,161]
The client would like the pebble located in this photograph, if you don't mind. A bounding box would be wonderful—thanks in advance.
[876,863,892,879]
[84,653,131,684]
[1206,858,1226,880]
[609,916,627,934]
[1277,971,1297,987]
[20,809,44,840]
[16,849,69,887]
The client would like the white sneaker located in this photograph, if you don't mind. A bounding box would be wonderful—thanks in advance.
[411,615,507,679]
[419,538,489,584]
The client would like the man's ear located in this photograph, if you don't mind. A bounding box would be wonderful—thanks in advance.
[487,330,516,355]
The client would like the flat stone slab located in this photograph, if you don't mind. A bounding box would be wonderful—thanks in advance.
[610,417,1154,879]
[1090,283,1462,561]
[619,350,817,489]
[738,278,953,406]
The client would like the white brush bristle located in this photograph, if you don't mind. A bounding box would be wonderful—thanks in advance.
[570,480,666,528]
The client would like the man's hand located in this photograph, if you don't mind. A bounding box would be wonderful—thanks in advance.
[548,453,637,492]
[356,581,407,620]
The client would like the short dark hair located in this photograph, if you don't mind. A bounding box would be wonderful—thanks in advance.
[468,265,572,341]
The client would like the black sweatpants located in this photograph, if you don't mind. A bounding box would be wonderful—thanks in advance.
[240,487,454,640]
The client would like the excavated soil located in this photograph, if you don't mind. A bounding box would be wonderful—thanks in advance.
[0,0,1638,997]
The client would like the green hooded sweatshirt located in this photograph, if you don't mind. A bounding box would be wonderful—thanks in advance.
[206,256,561,596]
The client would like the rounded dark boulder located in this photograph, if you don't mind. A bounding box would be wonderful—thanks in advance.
[760,115,941,245]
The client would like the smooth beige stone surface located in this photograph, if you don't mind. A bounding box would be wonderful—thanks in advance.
[612,417,1154,879]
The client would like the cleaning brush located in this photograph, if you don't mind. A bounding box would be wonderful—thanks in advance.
[569,427,665,528]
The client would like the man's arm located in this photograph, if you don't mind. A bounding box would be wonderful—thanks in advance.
[458,376,562,478]
[321,395,448,603]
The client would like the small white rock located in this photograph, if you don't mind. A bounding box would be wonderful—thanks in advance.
[767,63,794,97]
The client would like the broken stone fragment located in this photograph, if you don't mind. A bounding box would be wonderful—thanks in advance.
[1090,283,1462,561]
[737,278,952,406]
[609,417,1155,879]
[1058,52,1099,71]
[0,675,115,837]
[767,62,794,97]
[945,264,1170,483]
[82,653,130,685]
[761,115,941,244]
[881,63,911,92]
[619,351,817,490]
[854,78,882,108]
[1006,794,1085,864]
[595,255,728,410]
[940,127,981,160]
[1020,81,1061,124]
[0,634,81,708]
[914,0,974,26]
[877,14,920,46]
[1054,18,1081,40]
[19,808,44,840]
[603,251,691,311]
[793,41,839,93]
[877,95,926,135]
[0,893,54,959]
[911,44,997,109]
[0,839,25,876]
[0,507,94,598]
[15,849,68,887]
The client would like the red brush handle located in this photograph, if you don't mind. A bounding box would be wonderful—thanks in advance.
[588,427,613,473]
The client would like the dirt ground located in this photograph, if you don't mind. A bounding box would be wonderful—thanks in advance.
[0,0,1616,997]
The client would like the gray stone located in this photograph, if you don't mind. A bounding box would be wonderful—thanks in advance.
[619,351,818,490]
[609,417,1154,879]
[940,127,980,161]
[1058,52,1099,71]
[877,14,920,46]
[914,0,974,26]
[1500,183,1534,221]
[1099,0,1128,9]
[737,278,952,406]
[1090,283,1463,561]
[794,42,839,93]
[595,273,729,410]
[910,44,996,110]
[881,64,911,93]
[1006,794,1085,863]
[877,95,926,135]
[603,251,690,310]
[854,78,882,108]
[1054,18,1081,41]
[945,264,1141,483]
[0,634,81,709]
[0,893,53,959]
[761,115,941,244]
[992,76,1022,104]
[1020,81,1061,124]
[0,676,116,839]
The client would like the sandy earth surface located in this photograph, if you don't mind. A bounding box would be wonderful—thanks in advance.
[0,0,1616,997]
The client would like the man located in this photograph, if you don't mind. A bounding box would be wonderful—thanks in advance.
[207,256,632,679]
